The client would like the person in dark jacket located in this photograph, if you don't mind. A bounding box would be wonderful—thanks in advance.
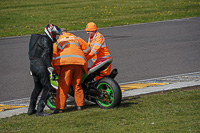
[28,24,62,116]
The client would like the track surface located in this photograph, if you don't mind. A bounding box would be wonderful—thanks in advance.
[0,17,200,102]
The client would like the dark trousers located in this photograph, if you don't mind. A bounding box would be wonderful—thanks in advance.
[30,63,51,102]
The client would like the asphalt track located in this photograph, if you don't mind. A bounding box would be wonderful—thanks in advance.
[0,17,200,102]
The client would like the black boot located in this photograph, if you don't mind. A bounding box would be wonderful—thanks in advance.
[36,100,51,116]
[27,100,37,115]
[52,109,63,114]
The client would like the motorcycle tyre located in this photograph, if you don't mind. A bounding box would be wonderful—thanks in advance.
[46,86,74,110]
[96,77,122,109]
[46,90,57,110]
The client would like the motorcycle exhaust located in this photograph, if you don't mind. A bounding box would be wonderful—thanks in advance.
[109,68,118,79]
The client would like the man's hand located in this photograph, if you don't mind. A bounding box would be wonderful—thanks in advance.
[48,67,55,80]
[47,67,54,73]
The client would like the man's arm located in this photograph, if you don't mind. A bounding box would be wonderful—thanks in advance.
[86,36,103,61]
[78,37,91,56]
[41,36,52,68]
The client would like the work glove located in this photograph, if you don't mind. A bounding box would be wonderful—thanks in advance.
[48,67,55,80]
[48,67,54,73]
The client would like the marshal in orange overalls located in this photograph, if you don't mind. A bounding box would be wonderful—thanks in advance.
[52,32,90,110]
[85,22,112,80]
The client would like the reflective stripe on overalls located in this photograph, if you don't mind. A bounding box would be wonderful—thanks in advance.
[55,37,80,50]
[90,34,111,62]
[53,37,87,62]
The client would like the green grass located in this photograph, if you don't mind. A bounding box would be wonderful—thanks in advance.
[0,0,200,37]
[0,88,200,133]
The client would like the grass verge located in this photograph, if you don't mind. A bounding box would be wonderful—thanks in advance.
[0,87,199,132]
[0,0,200,37]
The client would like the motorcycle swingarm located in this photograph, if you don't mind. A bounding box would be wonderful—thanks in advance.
[86,81,104,99]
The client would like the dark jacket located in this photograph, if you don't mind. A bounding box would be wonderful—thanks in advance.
[28,34,53,68]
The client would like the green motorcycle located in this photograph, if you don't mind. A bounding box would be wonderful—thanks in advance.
[47,57,122,109]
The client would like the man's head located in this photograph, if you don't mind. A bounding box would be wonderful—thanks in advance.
[85,22,97,38]
[44,24,63,42]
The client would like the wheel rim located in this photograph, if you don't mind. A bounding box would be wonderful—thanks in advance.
[47,93,56,109]
[97,82,114,107]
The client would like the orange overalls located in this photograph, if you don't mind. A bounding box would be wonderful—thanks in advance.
[86,31,112,80]
[52,32,90,109]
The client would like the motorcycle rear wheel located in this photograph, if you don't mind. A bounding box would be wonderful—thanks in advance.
[96,77,122,109]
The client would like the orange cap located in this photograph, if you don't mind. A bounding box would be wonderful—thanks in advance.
[85,22,97,31]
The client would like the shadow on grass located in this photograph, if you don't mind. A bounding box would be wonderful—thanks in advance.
[48,96,141,114]
[49,103,99,114]
[119,96,140,108]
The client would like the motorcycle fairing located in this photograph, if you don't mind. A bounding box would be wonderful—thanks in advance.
[50,57,113,89]
[88,57,113,75]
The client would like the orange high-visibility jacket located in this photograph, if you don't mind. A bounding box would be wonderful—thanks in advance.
[86,31,111,62]
[52,32,90,74]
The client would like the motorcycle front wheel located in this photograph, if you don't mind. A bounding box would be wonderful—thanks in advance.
[96,77,122,109]
[46,89,57,110]
[47,87,73,110]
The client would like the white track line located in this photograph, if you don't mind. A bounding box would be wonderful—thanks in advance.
[1,71,200,103]
[119,71,200,85]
